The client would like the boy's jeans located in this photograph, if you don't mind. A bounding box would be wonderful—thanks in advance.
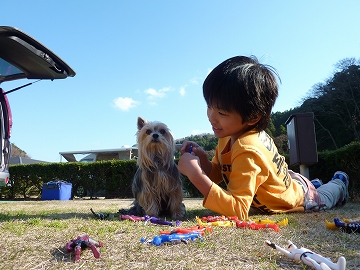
[288,170,347,211]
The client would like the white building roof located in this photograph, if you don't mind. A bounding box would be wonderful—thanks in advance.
[59,147,138,162]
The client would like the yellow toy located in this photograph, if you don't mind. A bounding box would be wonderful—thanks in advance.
[254,217,288,226]
[196,216,234,227]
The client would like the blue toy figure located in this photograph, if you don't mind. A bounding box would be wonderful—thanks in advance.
[141,232,202,246]
[334,218,360,233]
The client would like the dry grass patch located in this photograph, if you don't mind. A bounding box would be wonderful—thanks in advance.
[0,199,359,269]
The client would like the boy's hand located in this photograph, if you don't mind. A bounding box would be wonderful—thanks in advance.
[179,140,212,177]
[179,141,200,155]
[179,141,207,159]
[178,153,202,178]
[178,152,212,197]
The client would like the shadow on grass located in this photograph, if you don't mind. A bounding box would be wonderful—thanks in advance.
[0,207,217,222]
[0,211,94,221]
[50,246,73,264]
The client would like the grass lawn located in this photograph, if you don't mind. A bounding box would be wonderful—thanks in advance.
[0,198,359,269]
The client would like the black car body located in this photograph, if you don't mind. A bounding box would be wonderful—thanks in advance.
[0,26,75,186]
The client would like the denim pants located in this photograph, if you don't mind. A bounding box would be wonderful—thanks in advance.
[288,170,347,210]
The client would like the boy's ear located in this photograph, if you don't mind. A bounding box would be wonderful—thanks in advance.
[247,116,261,126]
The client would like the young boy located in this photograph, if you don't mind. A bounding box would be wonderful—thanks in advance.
[178,56,349,220]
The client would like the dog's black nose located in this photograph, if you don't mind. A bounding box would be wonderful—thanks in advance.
[153,134,159,139]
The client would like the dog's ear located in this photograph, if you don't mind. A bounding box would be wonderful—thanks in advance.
[137,117,147,130]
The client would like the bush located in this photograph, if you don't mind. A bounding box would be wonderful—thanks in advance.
[0,160,137,199]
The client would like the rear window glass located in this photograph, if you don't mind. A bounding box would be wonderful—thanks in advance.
[0,58,23,78]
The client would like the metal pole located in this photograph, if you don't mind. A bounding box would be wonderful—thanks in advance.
[299,164,310,179]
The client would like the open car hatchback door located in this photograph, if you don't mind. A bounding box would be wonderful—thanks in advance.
[0,26,76,186]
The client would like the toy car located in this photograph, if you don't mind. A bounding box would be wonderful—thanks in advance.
[0,26,75,186]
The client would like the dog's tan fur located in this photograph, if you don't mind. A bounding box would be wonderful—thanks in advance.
[129,117,185,219]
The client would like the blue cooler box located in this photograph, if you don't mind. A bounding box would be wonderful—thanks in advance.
[42,180,72,200]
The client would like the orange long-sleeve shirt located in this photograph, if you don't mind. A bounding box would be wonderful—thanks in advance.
[204,129,305,220]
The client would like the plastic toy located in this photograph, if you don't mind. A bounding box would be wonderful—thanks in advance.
[90,208,109,220]
[200,215,238,222]
[189,143,193,153]
[66,235,104,262]
[160,225,213,236]
[342,217,360,223]
[144,215,180,226]
[141,232,202,246]
[334,218,360,233]
[196,216,234,227]
[120,214,145,222]
[325,218,360,233]
[265,240,346,270]
[235,221,280,232]
[119,214,180,225]
[199,215,288,227]
[325,220,338,229]
[198,215,286,230]
[254,217,288,226]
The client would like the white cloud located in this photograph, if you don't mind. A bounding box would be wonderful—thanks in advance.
[190,77,199,84]
[148,101,158,106]
[113,97,140,111]
[145,87,170,100]
[179,86,186,96]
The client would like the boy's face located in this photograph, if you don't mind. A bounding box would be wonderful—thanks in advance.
[207,105,256,140]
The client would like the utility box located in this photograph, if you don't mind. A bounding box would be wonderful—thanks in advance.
[285,112,318,166]
[42,180,72,200]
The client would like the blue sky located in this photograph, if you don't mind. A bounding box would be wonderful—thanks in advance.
[2,1,360,162]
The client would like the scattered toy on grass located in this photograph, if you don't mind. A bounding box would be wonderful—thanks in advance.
[144,215,180,226]
[197,215,287,230]
[196,216,234,227]
[160,225,213,236]
[265,240,346,270]
[254,217,288,226]
[119,214,145,222]
[90,208,109,220]
[325,218,360,233]
[200,215,238,222]
[141,232,202,246]
[235,221,280,232]
[90,209,180,226]
[66,235,104,262]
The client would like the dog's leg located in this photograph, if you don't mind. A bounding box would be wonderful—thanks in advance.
[128,169,146,216]
[168,191,186,219]
[165,168,186,219]
[133,169,161,217]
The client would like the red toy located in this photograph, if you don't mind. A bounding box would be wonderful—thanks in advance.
[198,215,286,231]
[119,214,145,222]
[66,235,104,262]
[160,225,213,236]
[200,215,231,222]
[236,220,280,232]
[196,216,234,227]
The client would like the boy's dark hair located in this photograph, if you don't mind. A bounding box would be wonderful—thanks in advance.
[203,56,279,131]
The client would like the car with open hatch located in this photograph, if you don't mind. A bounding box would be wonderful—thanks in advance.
[0,26,75,186]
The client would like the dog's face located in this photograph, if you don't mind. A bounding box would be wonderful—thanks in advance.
[136,117,175,169]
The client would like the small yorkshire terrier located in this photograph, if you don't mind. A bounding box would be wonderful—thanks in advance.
[122,116,186,219]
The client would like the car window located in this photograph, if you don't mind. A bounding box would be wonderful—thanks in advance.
[0,57,23,81]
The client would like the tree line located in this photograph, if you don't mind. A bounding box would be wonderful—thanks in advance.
[270,57,360,153]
